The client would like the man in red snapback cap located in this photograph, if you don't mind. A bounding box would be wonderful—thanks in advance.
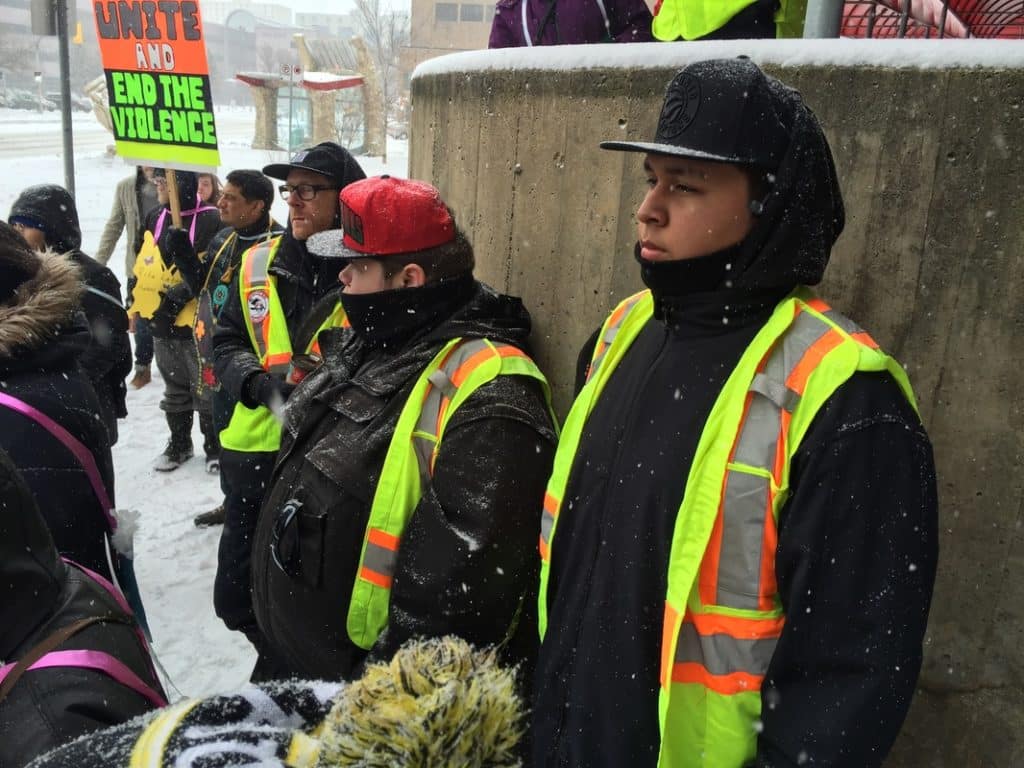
[248,175,558,684]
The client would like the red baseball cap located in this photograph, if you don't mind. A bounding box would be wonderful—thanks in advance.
[306,175,455,261]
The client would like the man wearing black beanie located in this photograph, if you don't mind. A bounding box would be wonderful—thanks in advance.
[10,184,132,446]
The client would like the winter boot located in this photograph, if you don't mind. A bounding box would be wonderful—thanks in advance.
[154,410,194,472]
[199,410,221,475]
[194,503,226,528]
[130,364,152,389]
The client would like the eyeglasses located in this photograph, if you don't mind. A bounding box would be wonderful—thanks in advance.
[279,183,336,202]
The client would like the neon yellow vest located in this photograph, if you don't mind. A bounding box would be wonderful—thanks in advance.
[538,287,916,767]
[219,237,348,453]
[652,0,807,40]
[128,230,197,327]
[347,337,553,649]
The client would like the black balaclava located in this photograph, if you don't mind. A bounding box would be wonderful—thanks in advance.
[9,184,82,253]
[339,270,476,351]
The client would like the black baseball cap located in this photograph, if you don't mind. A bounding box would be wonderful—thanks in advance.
[601,58,791,169]
[262,141,366,188]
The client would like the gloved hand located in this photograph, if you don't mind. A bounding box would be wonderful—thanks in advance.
[163,226,195,268]
[149,297,175,337]
[253,373,296,411]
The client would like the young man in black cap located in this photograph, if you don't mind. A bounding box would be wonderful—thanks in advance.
[248,176,557,684]
[210,142,365,675]
[532,58,938,767]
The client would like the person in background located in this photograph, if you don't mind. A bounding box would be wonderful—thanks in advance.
[95,166,158,390]
[211,142,365,677]
[10,184,132,447]
[165,169,284,528]
[0,223,118,583]
[651,0,797,40]
[198,172,222,207]
[531,58,938,767]
[0,448,164,768]
[489,0,653,46]
[128,169,221,472]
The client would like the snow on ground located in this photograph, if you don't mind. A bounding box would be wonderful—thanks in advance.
[0,108,408,699]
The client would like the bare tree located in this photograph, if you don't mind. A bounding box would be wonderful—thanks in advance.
[353,0,410,159]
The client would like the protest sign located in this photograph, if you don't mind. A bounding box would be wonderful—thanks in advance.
[93,1,219,171]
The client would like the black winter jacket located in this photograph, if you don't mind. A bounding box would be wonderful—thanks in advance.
[8,184,131,444]
[252,282,558,682]
[0,253,118,583]
[532,76,938,768]
[212,231,344,407]
[0,450,162,768]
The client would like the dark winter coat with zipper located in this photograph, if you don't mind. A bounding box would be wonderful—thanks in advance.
[135,172,222,340]
[0,252,118,583]
[251,280,558,683]
[531,78,939,767]
[0,449,162,768]
[212,230,344,408]
[9,184,131,445]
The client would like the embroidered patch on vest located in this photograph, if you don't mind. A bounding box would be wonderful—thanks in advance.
[212,283,229,312]
[247,290,269,323]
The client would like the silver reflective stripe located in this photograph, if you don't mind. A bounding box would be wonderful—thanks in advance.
[410,339,493,489]
[540,509,555,546]
[717,309,834,608]
[822,308,865,337]
[246,242,275,361]
[589,295,645,382]
[674,622,778,676]
[716,471,769,609]
[363,538,398,580]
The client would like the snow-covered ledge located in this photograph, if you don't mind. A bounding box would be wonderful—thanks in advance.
[410,38,1023,768]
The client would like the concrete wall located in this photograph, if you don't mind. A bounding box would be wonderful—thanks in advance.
[410,41,1024,766]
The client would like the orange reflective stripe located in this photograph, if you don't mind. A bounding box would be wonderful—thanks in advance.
[359,566,392,589]
[758,495,779,612]
[851,330,879,349]
[539,491,559,562]
[689,610,784,638]
[435,344,527,438]
[592,298,634,362]
[786,327,844,395]
[367,528,399,551]
[670,662,764,695]
[265,352,291,368]
[661,602,680,689]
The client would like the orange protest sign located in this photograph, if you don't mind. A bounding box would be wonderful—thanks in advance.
[93,1,220,170]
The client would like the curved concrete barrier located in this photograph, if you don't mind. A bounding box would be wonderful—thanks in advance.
[411,39,1024,766]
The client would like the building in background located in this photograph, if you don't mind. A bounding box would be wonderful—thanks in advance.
[401,0,492,72]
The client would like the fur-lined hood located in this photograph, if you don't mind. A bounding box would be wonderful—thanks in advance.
[0,250,83,359]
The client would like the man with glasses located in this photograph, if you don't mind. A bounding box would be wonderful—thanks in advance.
[211,142,365,678]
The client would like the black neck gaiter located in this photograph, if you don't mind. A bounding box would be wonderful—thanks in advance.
[339,273,476,351]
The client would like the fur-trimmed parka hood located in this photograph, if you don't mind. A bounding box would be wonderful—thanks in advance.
[0,250,85,360]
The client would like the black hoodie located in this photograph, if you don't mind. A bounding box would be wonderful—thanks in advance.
[251,281,558,683]
[0,450,162,768]
[9,184,132,444]
[532,77,937,768]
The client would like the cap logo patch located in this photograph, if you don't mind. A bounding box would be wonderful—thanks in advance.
[657,73,701,140]
[341,201,364,245]
[291,150,309,162]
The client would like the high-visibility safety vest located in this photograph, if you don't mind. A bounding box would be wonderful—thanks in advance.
[651,0,808,40]
[128,231,196,327]
[347,337,552,650]
[219,237,348,453]
[538,287,916,767]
